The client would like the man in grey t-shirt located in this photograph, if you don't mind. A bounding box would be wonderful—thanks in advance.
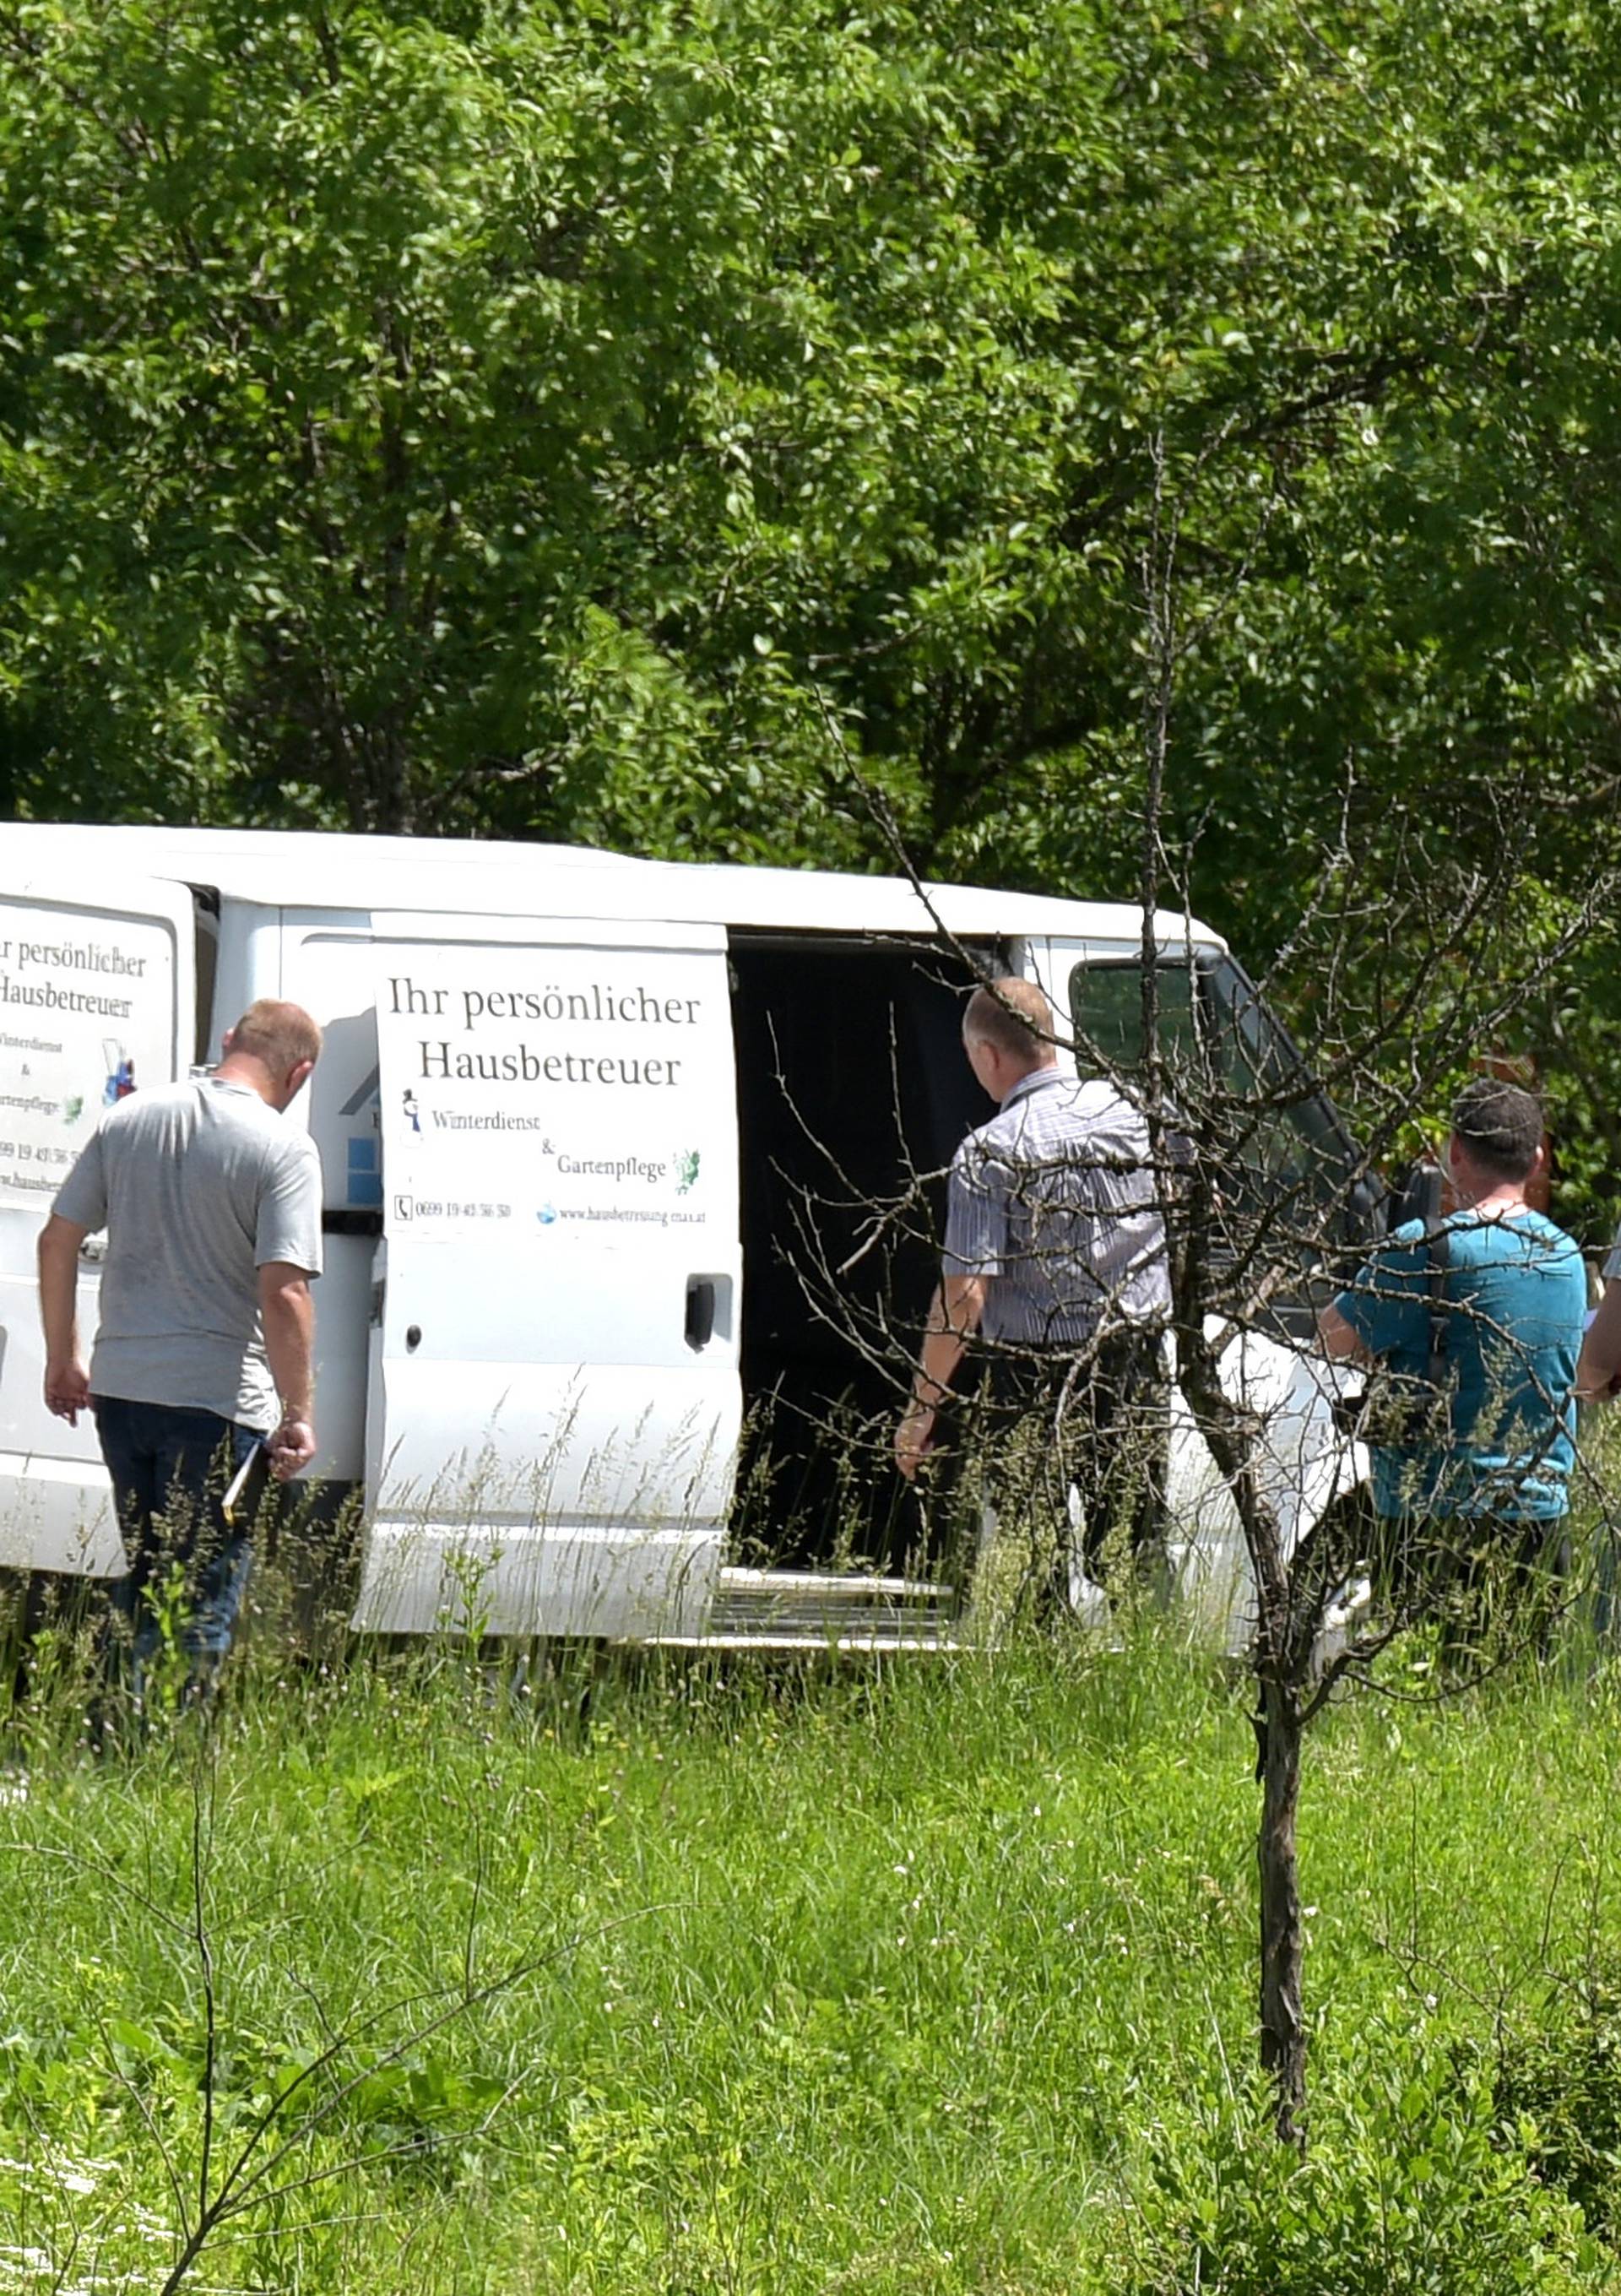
[37,999,324,1693]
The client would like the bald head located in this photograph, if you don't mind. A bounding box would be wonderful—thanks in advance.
[962,978,1058,1072]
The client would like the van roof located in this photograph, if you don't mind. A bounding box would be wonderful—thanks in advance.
[8,823,1225,950]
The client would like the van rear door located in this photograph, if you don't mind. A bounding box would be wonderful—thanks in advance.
[361,913,741,1636]
[0,873,197,1573]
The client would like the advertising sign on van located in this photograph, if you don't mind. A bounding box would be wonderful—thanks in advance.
[374,941,732,1241]
[0,900,177,1211]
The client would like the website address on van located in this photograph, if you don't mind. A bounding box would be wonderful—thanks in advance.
[559,1206,707,1228]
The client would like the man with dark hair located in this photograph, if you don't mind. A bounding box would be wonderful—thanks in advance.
[895,976,1171,1611]
[1318,1077,1585,1646]
[36,1000,325,1699]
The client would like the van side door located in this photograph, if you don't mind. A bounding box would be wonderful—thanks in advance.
[359,913,742,1637]
[1030,933,1374,1647]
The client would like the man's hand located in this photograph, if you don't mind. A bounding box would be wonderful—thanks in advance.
[258,1262,316,1477]
[1315,1301,1369,1364]
[895,1274,984,1481]
[43,1354,90,1426]
[37,1213,92,1425]
[268,1414,317,1481]
[894,1402,937,1482]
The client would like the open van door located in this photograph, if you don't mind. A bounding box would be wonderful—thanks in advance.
[359,914,741,1637]
[1042,936,1372,1262]
[1027,934,1371,1649]
[0,873,197,1573]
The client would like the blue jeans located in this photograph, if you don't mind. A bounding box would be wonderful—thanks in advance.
[92,1396,259,1692]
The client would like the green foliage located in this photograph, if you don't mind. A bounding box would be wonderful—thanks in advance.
[1494,1971,1621,2243]
[1137,2043,1603,2295]
[7,0,1621,1212]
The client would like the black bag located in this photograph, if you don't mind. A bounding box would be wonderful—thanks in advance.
[1356,1218,1456,1452]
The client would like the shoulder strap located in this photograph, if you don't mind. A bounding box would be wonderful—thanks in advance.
[1421,1214,1451,1391]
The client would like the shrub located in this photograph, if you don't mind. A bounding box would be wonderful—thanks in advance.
[1129,2038,1606,2295]
[1493,1973,1621,2243]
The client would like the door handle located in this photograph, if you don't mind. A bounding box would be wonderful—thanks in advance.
[684,1278,716,1352]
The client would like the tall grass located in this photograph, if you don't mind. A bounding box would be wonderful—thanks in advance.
[0,1623,1618,2290]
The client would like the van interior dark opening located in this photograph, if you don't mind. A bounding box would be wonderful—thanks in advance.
[728,936,999,1575]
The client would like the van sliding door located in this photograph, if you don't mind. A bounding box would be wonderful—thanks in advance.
[362,913,741,1637]
[0,872,197,1575]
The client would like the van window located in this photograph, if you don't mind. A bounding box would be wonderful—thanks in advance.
[1069,956,1200,1073]
[1068,952,1358,1237]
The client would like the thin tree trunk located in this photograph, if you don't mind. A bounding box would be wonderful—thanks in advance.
[1257,1678,1306,2145]
[1178,1332,1310,2143]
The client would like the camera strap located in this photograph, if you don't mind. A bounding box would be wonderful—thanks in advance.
[1421,1213,1452,1394]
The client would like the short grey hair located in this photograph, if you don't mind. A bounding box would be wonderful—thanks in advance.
[962,978,1055,1064]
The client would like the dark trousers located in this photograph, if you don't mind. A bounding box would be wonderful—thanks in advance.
[1373,1510,1570,1666]
[93,1396,259,1694]
[952,1329,1170,1615]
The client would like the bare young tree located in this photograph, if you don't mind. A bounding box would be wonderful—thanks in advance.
[1123,432,1621,2140]
[784,437,1621,2146]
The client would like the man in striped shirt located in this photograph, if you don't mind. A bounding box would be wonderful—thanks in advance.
[894,977,1171,1612]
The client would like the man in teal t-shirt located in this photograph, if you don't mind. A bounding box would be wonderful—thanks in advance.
[1318,1078,1586,1633]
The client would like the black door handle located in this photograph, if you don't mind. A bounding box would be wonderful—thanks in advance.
[684,1279,716,1352]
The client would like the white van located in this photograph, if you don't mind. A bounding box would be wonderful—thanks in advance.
[0,825,1372,1648]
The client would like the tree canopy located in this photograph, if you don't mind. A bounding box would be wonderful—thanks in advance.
[5,0,1621,1216]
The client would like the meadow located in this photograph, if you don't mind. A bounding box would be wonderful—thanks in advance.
[0,1618,1618,2295]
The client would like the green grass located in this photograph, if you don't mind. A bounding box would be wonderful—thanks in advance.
[1,1628,1620,2292]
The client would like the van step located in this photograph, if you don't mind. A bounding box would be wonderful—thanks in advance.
[634,1631,968,1655]
[691,1566,959,1645]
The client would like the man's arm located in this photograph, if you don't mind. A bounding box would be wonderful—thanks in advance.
[895,1273,987,1481]
[36,1213,91,1425]
[1316,1301,1370,1364]
[258,1262,317,1479]
[1577,1281,1621,1403]
[1317,1233,1427,1369]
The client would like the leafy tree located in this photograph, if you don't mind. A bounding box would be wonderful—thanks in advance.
[6,0,1621,1208]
